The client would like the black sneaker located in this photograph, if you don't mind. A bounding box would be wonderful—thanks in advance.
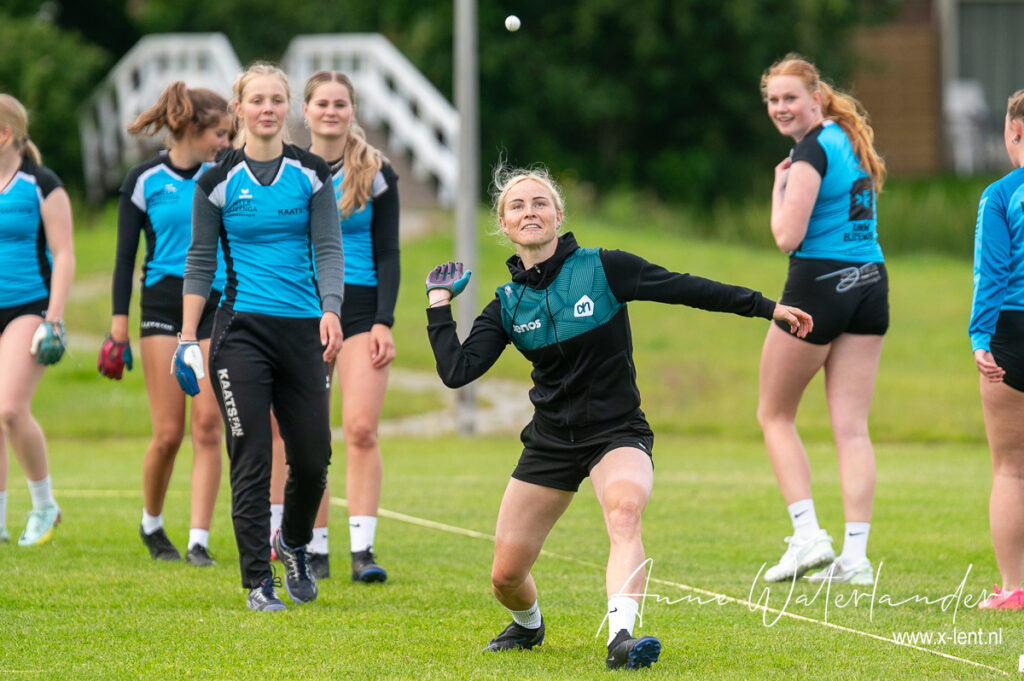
[246,574,286,612]
[140,525,181,561]
[272,530,318,603]
[482,618,545,652]
[605,628,661,670]
[185,543,216,567]
[351,549,387,583]
[309,552,330,579]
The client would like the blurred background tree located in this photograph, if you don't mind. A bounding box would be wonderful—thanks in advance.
[0,0,896,202]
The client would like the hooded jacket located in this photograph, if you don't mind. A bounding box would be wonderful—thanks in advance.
[426,233,776,438]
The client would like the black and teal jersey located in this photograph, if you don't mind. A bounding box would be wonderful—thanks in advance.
[185,145,344,318]
[0,156,61,306]
[790,120,883,263]
[427,233,776,432]
[969,166,1024,352]
[112,154,224,315]
[331,160,401,326]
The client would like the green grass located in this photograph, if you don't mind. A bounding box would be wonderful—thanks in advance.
[0,436,1015,679]
[2,196,1013,678]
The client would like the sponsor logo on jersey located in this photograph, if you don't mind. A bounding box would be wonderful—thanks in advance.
[504,285,512,297]
[239,188,252,200]
[512,319,542,333]
[573,295,594,317]
[278,207,307,216]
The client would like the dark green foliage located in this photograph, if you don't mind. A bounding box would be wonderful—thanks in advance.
[0,11,109,185]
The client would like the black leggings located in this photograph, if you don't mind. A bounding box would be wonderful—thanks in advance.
[209,309,332,588]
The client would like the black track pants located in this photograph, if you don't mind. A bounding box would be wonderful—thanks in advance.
[209,310,332,588]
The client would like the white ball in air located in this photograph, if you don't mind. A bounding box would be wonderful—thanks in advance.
[505,15,521,32]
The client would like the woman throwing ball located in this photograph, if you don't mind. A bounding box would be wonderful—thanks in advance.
[757,54,888,586]
[425,163,811,670]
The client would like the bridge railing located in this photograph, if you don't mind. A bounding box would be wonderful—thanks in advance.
[77,33,241,201]
[282,34,458,205]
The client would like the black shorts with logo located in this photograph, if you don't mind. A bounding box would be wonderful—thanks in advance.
[990,309,1024,393]
[0,297,48,334]
[774,256,889,345]
[512,410,654,492]
[140,275,221,339]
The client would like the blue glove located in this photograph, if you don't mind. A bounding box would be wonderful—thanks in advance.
[425,261,472,299]
[172,337,205,396]
[29,321,66,365]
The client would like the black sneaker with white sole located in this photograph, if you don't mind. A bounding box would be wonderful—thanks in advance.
[140,525,181,561]
[351,549,387,583]
[309,552,329,579]
[605,628,661,670]
[246,574,286,612]
[483,618,545,652]
[272,530,318,603]
[185,543,215,567]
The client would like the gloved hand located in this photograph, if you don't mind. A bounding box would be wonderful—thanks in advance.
[171,336,205,396]
[29,320,66,366]
[425,261,472,299]
[98,335,133,380]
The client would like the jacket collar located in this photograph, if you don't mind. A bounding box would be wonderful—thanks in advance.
[506,232,580,288]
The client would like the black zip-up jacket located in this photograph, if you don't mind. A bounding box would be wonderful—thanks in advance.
[426,233,776,435]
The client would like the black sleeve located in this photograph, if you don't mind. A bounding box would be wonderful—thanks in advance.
[426,297,510,388]
[34,165,63,198]
[111,188,146,315]
[601,249,776,319]
[790,133,827,177]
[371,162,400,327]
[183,186,221,300]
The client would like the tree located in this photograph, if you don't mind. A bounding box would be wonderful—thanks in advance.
[0,11,109,186]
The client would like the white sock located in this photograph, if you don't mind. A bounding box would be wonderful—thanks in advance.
[188,528,209,549]
[309,526,328,554]
[141,511,163,535]
[0,490,6,531]
[27,476,56,509]
[349,515,377,552]
[269,504,283,546]
[787,498,820,541]
[510,601,542,629]
[607,596,639,644]
[840,522,870,564]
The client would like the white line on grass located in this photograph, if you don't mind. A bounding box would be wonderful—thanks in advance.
[330,496,1010,677]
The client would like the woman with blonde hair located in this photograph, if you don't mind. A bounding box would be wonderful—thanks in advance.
[970,89,1024,610]
[268,71,399,583]
[0,94,74,547]
[102,81,232,567]
[757,54,888,586]
[180,62,343,611]
[425,162,811,669]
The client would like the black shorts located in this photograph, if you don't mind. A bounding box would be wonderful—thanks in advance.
[512,411,654,492]
[0,297,47,334]
[990,310,1024,392]
[774,257,889,345]
[341,284,378,339]
[140,276,221,339]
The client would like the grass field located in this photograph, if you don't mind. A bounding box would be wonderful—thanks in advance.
[2,203,1018,679]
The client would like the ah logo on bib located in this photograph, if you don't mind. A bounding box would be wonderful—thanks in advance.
[574,295,594,318]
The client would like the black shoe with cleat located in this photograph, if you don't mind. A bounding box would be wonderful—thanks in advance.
[483,618,545,652]
[185,543,216,567]
[309,552,330,579]
[605,628,661,670]
[272,530,318,604]
[351,549,387,583]
[140,525,181,561]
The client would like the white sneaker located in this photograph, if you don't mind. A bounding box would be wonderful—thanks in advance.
[763,530,835,582]
[806,557,873,586]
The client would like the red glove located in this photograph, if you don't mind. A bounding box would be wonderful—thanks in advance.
[98,335,133,380]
